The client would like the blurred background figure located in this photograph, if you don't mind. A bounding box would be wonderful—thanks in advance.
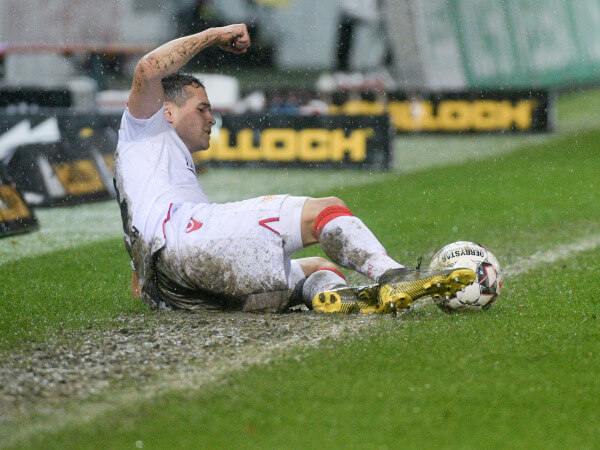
[175,0,225,37]
[336,0,379,72]
[173,0,276,69]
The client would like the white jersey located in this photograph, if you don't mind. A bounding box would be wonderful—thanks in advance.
[113,105,209,290]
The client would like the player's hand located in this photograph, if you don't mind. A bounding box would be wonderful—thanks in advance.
[215,24,251,54]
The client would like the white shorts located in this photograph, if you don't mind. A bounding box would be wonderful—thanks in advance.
[156,195,308,308]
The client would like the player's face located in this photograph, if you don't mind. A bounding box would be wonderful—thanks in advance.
[168,85,216,152]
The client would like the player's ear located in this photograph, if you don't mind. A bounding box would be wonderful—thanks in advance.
[163,103,175,124]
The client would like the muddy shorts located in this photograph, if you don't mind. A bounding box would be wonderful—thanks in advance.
[154,195,308,310]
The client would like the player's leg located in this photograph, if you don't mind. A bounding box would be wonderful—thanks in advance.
[268,197,367,312]
[154,195,379,312]
[299,197,476,312]
[300,197,404,281]
[289,257,380,313]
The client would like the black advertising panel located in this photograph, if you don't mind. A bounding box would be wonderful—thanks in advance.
[193,113,391,169]
[0,86,72,109]
[328,90,552,134]
[0,167,38,238]
[0,113,118,206]
[6,142,114,207]
[0,112,391,207]
[1,112,390,172]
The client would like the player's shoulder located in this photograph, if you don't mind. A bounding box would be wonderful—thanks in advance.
[120,104,169,141]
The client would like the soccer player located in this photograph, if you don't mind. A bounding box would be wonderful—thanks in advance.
[114,24,475,313]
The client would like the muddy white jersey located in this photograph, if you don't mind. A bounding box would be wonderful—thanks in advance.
[113,105,209,282]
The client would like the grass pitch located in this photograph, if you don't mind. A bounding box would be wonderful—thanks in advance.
[20,248,600,449]
[1,89,600,448]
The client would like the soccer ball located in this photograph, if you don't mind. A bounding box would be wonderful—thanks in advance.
[428,241,502,312]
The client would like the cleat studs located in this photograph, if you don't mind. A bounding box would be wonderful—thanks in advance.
[454,277,459,282]
[436,282,441,287]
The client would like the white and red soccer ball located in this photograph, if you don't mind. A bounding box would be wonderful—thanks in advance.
[428,241,503,312]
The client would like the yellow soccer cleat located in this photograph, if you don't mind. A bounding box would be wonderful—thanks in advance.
[377,267,476,313]
[312,284,380,314]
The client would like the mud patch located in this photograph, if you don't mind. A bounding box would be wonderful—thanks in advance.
[319,223,373,272]
[0,309,381,446]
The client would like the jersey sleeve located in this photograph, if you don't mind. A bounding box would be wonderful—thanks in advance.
[119,105,167,142]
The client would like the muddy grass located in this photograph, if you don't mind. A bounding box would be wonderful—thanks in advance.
[3,231,591,443]
[0,308,392,445]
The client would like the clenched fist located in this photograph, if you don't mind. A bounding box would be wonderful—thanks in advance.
[215,24,251,54]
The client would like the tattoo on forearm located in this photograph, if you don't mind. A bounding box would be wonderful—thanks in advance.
[149,34,217,73]
[132,32,218,94]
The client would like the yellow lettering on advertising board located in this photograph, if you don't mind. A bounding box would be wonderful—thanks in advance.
[471,100,500,131]
[215,129,241,160]
[53,160,105,195]
[331,129,372,161]
[437,101,472,131]
[511,100,536,129]
[387,101,433,131]
[262,129,297,162]
[237,129,263,161]
[298,129,330,162]
[335,99,538,131]
[194,128,372,163]
[0,185,31,222]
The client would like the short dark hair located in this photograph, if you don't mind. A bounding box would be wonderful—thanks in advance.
[161,72,205,106]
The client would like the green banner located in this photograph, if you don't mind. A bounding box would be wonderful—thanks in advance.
[422,0,600,88]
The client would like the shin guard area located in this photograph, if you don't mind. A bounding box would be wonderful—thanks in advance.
[314,206,353,239]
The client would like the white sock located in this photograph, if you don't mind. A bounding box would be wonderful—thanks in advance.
[318,215,403,281]
[302,268,347,304]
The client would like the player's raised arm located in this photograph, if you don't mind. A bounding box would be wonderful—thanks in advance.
[128,24,251,119]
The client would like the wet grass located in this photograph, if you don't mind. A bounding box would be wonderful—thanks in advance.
[16,247,600,448]
[0,238,143,349]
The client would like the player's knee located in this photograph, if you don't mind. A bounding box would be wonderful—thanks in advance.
[303,197,347,222]
[301,197,351,245]
[296,256,338,277]
[310,257,337,273]
[319,196,347,209]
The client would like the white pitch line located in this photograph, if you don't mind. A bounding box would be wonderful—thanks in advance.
[411,233,600,311]
[503,233,600,277]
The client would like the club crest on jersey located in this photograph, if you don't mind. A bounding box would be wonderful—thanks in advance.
[186,218,203,233]
[260,195,276,203]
